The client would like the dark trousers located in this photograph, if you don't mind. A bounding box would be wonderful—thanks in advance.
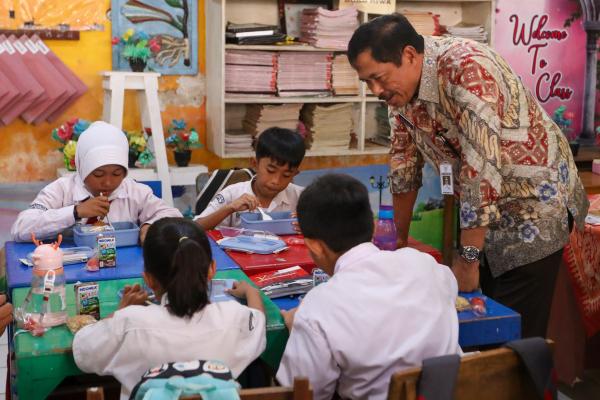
[480,248,563,338]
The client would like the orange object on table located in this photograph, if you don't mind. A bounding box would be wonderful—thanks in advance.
[563,194,600,336]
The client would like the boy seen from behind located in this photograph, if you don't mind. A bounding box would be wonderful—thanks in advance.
[195,128,305,230]
[276,174,461,400]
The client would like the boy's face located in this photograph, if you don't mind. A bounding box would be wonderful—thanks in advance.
[253,157,299,198]
[84,164,126,197]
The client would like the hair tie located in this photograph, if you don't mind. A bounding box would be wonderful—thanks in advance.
[179,236,189,243]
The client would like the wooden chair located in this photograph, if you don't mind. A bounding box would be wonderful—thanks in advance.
[388,341,554,400]
[87,377,312,400]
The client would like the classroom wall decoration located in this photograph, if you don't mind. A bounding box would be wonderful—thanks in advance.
[493,0,587,139]
[0,0,106,30]
[111,0,198,75]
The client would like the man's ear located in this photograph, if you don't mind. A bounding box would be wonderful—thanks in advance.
[403,45,418,65]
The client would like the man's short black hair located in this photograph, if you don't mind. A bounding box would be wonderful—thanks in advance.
[254,127,306,169]
[297,174,374,253]
[348,13,424,66]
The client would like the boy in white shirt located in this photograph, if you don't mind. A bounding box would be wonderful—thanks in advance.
[195,128,305,230]
[276,174,461,400]
[11,121,181,243]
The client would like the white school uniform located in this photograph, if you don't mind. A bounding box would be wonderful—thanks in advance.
[276,243,461,400]
[10,121,182,242]
[196,180,303,227]
[73,296,266,400]
[10,175,182,241]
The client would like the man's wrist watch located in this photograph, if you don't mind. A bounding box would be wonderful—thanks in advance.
[458,245,483,263]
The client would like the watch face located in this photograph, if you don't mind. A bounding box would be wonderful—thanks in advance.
[461,246,480,262]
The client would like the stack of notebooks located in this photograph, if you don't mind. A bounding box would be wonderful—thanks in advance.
[446,23,488,43]
[332,54,359,96]
[225,23,286,45]
[277,52,332,97]
[301,103,354,150]
[243,103,303,139]
[249,266,313,299]
[225,50,278,96]
[369,104,391,147]
[300,7,359,50]
[402,12,443,36]
[225,105,254,153]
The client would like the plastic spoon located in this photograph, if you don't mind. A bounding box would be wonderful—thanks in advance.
[257,207,273,221]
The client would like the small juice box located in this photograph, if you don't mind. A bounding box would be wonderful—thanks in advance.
[97,233,116,268]
[74,282,100,320]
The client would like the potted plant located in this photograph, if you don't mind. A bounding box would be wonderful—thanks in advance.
[553,106,579,156]
[112,28,161,72]
[51,118,91,170]
[165,119,202,167]
[126,128,155,168]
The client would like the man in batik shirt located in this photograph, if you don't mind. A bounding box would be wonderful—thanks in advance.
[348,14,588,338]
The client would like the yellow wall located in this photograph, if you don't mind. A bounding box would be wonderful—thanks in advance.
[0,0,386,183]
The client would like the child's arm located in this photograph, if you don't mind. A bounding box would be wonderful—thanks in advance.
[10,180,76,242]
[227,280,265,315]
[195,193,259,230]
[136,183,182,243]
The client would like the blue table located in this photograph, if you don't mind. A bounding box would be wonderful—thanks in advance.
[273,291,521,348]
[5,239,240,289]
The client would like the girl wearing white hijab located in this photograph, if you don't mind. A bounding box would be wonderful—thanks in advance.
[11,121,182,243]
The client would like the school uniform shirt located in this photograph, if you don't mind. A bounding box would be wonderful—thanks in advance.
[276,243,461,400]
[10,174,182,241]
[196,179,303,227]
[73,296,266,400]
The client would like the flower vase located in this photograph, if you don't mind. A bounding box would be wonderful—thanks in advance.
[128,58,147,72]
[174,150,191,167]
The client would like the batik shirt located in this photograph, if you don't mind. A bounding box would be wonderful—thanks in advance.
[388,36,589,276]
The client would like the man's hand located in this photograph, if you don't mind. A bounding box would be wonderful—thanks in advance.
[451,254,480,292]
[76,195,110,219]
[228,194,259,213]
[118,284,148,309]
[281,307,298,331]
[139,224,150,244]
[0,295,13,336]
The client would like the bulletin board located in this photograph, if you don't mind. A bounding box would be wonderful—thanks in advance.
[0,0,107,30]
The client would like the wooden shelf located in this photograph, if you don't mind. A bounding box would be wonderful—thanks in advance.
[57,165,208,186]
[225,44,343,52]
[221,146,390,159]
[225,96,363,104]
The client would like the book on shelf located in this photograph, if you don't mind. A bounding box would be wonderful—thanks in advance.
[226,30,276,39]
[226,33,288,45]
[226,23,279,34]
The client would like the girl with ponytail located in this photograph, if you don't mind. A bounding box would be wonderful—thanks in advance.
[73,218,266,400]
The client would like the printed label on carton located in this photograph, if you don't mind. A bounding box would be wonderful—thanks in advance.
[75,282,100,319]
[97,234,116,268]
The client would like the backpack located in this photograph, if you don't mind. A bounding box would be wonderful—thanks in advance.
[130,360,240,400]
[195,168,254,215]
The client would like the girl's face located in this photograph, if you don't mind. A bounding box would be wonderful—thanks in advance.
[84,164,126,197]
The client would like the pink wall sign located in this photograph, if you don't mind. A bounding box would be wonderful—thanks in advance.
[494,0,586,135]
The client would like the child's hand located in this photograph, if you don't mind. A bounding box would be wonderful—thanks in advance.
[227,281,258,299]
[0,295,13,336]
[139,224,150,245]
[281,307,298,331]
[118,284,148,309]
[76,195,110,219]
[228,194,259,213]
[290,211,301,234]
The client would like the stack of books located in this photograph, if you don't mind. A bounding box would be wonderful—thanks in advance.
[332,54,359,96]
[249,266,313,298]
[226,23,286,45]
[243,103,303,139]
[446,23,488,43]
[402,11,443,36]
[369,104,391,147]
[225,50,278,96]
[301,103,354,150]
[277,52,333,97]
[299,7,359,50]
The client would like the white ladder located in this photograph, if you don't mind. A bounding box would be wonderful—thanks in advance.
[101,71,173,206]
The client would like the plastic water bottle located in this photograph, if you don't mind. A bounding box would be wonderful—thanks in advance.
[373,205,398,251]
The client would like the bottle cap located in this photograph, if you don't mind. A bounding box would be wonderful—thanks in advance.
[378,205,394,220]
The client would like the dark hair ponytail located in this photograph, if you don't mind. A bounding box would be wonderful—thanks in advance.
[143,218,213,318]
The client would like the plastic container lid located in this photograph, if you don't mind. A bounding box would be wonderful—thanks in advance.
[378,205,394,220]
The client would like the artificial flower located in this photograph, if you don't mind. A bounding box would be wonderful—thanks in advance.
[63,140,77,160]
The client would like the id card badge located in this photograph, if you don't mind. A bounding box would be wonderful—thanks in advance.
[440,162,454,195]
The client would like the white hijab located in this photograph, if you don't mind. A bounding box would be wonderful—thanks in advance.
[75,121,129,181]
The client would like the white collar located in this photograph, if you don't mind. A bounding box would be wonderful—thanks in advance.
[334,242,380,274]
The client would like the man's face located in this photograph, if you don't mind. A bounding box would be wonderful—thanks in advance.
[353,48,422,107]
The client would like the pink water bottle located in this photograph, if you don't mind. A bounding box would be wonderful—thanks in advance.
[373,205,398,251]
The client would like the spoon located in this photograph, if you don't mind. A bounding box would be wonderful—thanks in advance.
[257,207,273,221]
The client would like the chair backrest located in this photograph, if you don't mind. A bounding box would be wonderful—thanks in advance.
[194,168,254,215]
[387,340,554,400]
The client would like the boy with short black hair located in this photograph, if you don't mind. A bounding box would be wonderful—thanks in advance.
[195,127,305,230]
[276,174,461,400]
